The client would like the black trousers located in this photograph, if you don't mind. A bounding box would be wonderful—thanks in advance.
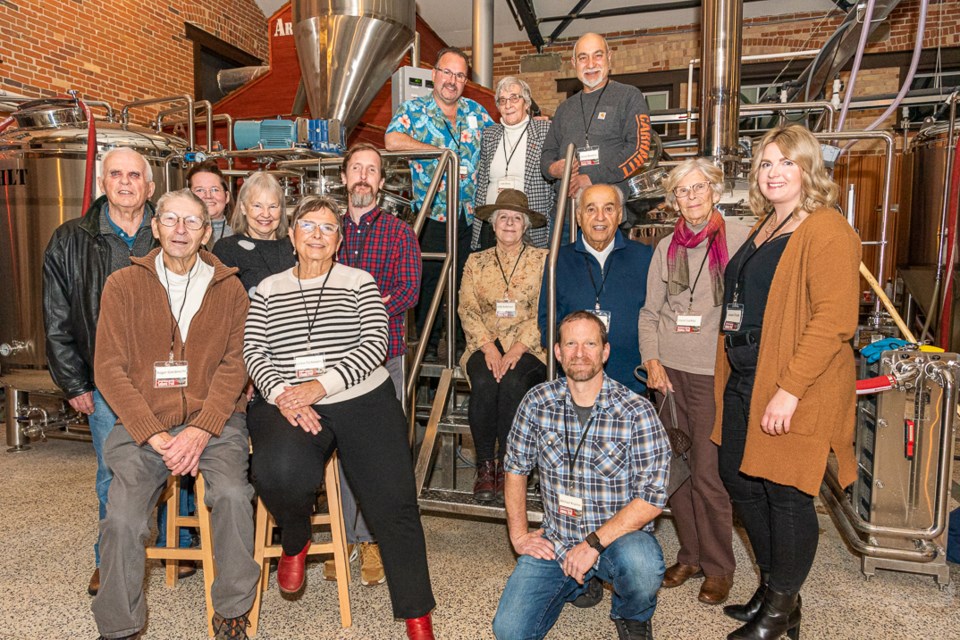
[415,212,472,352]
[466,343,546,462]
[248,380,435,618]
[717,342,819,594]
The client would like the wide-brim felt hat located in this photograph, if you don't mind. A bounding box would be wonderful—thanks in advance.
[474,189,547,228]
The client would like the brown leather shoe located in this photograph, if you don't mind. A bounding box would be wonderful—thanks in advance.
[88,568,100,596]
[698,574,734,605]
[661,562,703,588]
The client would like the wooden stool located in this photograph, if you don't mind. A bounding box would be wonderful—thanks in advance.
[248,451,352,635]
[144,472,217,636]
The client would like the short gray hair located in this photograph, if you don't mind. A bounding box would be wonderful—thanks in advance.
[662,158,724,211]
[291,196,343,238]
[101,146,153,183]
[495,76,532,109]
[156,188,210,224]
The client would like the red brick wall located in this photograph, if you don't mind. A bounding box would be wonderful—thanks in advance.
[0,0,268,118]
[470,1,960,122]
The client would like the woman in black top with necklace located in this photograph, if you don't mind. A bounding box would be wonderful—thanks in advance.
[715,124,860,640]
[212,172,296,296]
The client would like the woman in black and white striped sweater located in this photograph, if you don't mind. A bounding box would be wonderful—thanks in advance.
[243,196,436,639]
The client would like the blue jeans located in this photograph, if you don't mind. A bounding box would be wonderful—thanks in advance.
[493,530,664,640]
[90,389,118,566]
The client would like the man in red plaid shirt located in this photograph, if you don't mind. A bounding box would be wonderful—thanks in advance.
[325,142,422,587]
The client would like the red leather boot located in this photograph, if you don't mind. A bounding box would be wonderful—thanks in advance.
[277,541,310,593]
[405,614,435,639]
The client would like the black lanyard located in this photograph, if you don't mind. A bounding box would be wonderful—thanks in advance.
[579,83,608,147]
[502,120,531,172]
[296,263,335,349]
[161,258,194,360]
[563,400,595,479]
[687,235,715,309]
[494,243,527,295]
[583,254,613,309]
[443,117,462,153]
[731,213,793,304]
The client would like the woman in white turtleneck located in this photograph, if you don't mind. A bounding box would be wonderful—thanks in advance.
[472,76,556,250]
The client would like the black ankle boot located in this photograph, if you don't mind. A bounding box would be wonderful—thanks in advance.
[727,587,801,640]
[723,572,768,622]
[473,460,496,503]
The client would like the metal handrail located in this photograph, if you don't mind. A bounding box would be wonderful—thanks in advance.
[546,143,577,380]
[120,95,195,150]
[155,100,216,152]
[811,130,895,301]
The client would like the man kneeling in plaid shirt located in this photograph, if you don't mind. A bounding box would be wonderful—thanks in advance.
[493,310,671,640]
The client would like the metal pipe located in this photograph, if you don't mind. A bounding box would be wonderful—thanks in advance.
[546,143,577,379]
[120,95,195,150]
[472,0,494,88]
[4,387,29,452]
[836,0,877,133]
[217,66,269,95]
[929,92,959,337]
[698,0,743,179]
[411,31,421,68]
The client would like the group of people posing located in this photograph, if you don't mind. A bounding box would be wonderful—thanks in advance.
[40,27,859,640]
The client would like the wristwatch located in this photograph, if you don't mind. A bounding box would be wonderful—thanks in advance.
[585,531,605,554]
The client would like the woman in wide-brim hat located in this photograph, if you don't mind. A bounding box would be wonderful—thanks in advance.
[458,189,549,502]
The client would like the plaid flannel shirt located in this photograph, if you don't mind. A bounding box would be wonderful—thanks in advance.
[504,374,670,564]
[338,207,422,360]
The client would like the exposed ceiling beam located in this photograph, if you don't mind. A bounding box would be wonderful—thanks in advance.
[507,0,545,52]
[546,0,595,45]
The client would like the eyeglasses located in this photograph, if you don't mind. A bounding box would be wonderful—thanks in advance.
[296,220,339,236]
[437,67,468,84]
[192,186,223,197]
[157,211,206,230]
[672,182,711,199]
[496,93,523,106]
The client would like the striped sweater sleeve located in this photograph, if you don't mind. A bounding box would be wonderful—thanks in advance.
[243,287,288,402]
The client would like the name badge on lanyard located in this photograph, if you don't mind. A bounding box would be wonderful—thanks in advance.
[154,361,188,388]
[558,493,583,518]
[676,314,703,333]
[496,299,517,318]
[723,304,744,332]
[577,145,600,166]
[590,308,612,332]
[294,353,326,380]
[497,177,523,193]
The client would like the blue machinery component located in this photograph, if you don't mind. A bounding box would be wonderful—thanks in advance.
[233,118,345,153]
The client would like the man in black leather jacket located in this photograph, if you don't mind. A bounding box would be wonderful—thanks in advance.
[42,146,157,596]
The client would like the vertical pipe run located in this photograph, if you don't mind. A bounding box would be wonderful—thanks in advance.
[698,0,743,180]
[472,0,494,88]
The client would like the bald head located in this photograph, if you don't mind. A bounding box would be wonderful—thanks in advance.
[577,184,623,251]
[573,33,611,92]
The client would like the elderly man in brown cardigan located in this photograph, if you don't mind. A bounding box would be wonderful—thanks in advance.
[91,188,258,640]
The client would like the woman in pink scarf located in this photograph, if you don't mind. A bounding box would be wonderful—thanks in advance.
[638,158,750,605]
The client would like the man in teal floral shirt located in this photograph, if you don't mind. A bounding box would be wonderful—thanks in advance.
[386,46,493,357]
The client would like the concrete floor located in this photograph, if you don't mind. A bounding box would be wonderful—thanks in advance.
[0,438,957,640]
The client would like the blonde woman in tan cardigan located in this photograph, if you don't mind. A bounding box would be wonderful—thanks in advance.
[712,125,860,640]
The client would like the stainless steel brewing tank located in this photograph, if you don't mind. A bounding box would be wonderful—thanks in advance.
[0,102,188,370]
[899,122,958,267]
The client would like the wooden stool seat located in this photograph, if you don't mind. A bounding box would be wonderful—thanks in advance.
[144,472,217,636]
[248,450,352,635]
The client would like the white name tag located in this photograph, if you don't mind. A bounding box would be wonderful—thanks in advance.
[590,309,611,332]
[558,493,583,518]
[467,114,478,129]
[676,314,702,333]
[577,145,600,166]
[496,299,517,318]
[459,165,469,180]
[154,361,188,388]
[294,354,326,380]
[723,304,744,332]
[497,177,523,193]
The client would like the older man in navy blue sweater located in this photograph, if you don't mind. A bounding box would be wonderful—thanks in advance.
[539,184,651,396]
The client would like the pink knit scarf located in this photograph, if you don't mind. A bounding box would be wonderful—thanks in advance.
[666,209,729,306]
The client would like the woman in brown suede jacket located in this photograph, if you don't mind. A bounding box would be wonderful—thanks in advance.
[711,125,860,640]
